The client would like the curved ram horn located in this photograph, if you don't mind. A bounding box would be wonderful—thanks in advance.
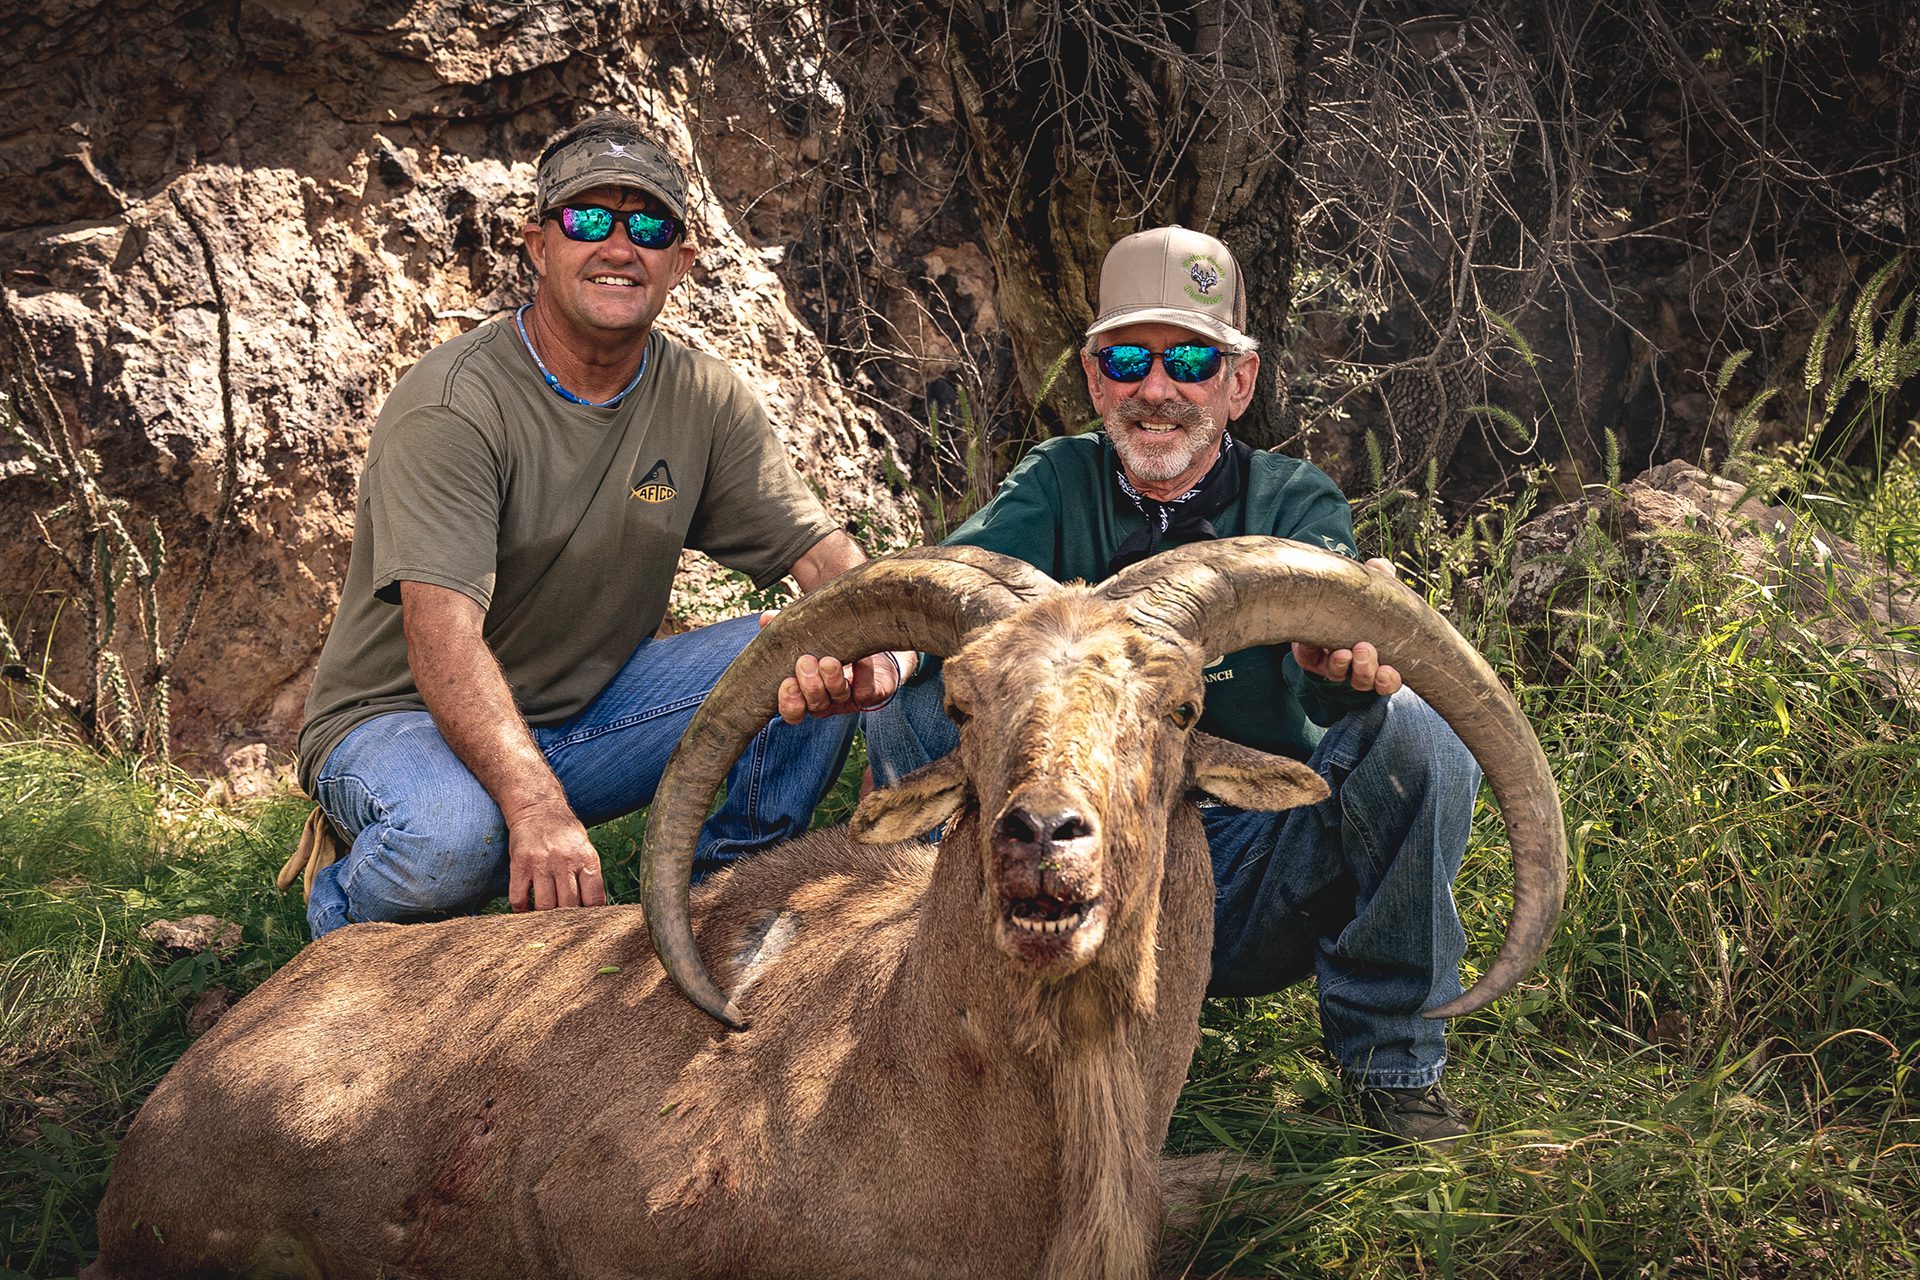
[1097,536,1566,1019]
[641,546,1060,1027]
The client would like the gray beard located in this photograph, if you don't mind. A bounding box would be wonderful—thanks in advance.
[1106,398,1220,482]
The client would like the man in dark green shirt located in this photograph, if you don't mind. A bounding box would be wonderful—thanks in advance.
[787,227,1482,1146]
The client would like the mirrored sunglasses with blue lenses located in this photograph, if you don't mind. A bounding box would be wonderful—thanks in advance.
[1094,343,1225,384]
[549,204,683,250]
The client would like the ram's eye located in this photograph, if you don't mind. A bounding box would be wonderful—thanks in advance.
[1167,701,1199,730]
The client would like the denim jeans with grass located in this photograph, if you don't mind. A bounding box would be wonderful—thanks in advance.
[862,673,1479,1088]
[306,614,853,939]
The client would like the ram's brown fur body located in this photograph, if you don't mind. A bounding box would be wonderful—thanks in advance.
[88,590,1275,1280]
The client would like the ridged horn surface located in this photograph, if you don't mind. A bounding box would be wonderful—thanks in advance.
[641,546,1059,1027]
[1097,536,1566,1019]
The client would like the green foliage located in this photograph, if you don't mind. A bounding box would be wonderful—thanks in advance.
[921,381,991,541]
[1703,265,1920,575]
[1464,402,1533,453]
[1846,438,1920,577]
[1810,257,1920,473]
[1164,442,1920,1276]
[1193,269,1920,1266]
[1482,304,1538,371]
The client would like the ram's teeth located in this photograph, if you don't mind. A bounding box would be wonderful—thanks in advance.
[1010,912,1085,935]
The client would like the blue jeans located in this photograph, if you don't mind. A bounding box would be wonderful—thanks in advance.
[306,614,854,939]
[864,670,1479,1088]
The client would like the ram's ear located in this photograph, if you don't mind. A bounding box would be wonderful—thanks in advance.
[852,753,971,844]
[1186,732,1329,812]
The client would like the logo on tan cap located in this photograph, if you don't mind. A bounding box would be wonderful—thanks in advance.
[1184,255,1224,304]
[1088,226,1252,350]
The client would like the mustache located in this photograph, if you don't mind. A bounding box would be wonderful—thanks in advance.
[1108,397,1211,432]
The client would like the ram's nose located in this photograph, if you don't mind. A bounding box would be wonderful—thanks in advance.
[994,801,1092,855]
[991,790,1100,895]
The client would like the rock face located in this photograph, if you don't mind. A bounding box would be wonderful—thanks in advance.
[0,1,917,772]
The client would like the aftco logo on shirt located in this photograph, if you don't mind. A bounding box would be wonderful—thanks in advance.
[631,460,677,503]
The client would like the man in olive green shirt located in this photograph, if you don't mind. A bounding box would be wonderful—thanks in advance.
[786,227,1483,1147]
[298,112,902,938]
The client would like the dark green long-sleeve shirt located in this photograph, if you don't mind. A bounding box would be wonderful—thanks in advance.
[940,432,1376,760]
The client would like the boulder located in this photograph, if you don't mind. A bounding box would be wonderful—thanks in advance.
[1509,460,1920,708]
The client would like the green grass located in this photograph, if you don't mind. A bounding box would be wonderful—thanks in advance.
[5,454,1919,1278]
[0,745,312,1279]
[1160,449,1920,1276]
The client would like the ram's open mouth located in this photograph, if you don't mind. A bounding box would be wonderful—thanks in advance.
[996,890,1106,972]
[1006,894,1102,935]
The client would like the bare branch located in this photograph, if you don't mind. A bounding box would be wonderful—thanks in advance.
[165,189,243,669]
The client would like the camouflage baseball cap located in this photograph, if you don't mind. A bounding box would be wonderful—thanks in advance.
[535,133,689,221]
[1087,226,1253,350]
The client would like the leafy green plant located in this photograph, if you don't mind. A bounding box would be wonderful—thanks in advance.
[1213,270,1920,1274]
[1691,263,1920,600]
[1816,258,1920,471]
[1165,446,1920,1276]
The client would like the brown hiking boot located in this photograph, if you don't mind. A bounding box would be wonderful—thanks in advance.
[1353,1083,1471,1149]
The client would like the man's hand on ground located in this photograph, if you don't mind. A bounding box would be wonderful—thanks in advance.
[506,805,606,912]
[1291,557,1406,695]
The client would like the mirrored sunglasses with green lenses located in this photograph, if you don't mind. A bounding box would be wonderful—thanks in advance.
[1094,343,1224,384]
[550,204,683,250]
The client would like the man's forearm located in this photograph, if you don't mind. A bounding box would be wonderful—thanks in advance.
[788,528,866,593]
[400,581,568,823]
[401,580,602,912]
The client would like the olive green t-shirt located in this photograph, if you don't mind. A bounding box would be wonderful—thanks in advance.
[940,432,1376,760]
[297,318,837,792]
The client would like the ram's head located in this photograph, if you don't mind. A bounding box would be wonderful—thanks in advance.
[640,540,1565,1028]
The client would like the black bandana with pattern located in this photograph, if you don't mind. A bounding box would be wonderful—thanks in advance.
[1107,431,1251,575]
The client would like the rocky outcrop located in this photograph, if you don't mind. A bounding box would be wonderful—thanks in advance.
[1508,461,1920,709]
[0,1,918,772]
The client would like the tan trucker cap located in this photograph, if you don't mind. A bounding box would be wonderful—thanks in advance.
[536,133,689,221]
[1087,226,1252,350]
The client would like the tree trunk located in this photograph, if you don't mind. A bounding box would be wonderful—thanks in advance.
[934,0,1311,444]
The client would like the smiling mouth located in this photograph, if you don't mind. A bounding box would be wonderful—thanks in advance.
[1132,421,1183,436]
[589,276,639,287]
